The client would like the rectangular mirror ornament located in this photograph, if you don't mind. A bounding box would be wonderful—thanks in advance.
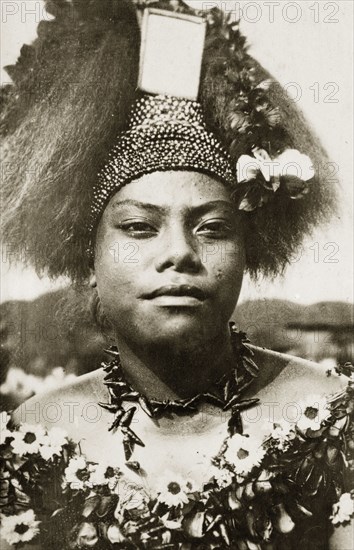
[139,8,206,99]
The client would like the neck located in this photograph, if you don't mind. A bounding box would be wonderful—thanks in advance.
[114,328,234,400]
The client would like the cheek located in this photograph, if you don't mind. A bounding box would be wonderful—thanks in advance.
[95,232,142,283]
[208,241,245,314]
[94,249,137,314]
[207,238,245,281]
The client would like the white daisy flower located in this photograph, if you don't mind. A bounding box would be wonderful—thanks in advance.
[296,395,330,432]
[330,493,354,525]
[39,427,68,460]
[224,434,266,477]
[63,456,89,490]
[10,423,46,456]
[156,473,190,508]
[209,465,234,488]
[0,411,13,445]
[0,510,40,545]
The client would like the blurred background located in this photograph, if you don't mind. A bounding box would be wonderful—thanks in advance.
[1,1,353,410]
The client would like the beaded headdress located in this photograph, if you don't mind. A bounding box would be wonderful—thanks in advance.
[90,95,235,233]
[89,8,235,235]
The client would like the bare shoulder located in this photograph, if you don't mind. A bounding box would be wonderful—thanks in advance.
[12,368,108,431]
[248,344,348,401]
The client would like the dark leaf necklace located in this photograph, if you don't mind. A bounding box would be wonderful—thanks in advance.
[99,323,260,462]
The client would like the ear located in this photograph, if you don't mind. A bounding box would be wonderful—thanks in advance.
[89,271,97,288]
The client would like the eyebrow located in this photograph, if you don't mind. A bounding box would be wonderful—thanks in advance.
[110,199,235,216]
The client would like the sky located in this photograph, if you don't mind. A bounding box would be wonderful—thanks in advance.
[0,0,353,305]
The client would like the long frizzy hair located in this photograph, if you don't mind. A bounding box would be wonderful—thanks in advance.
[1,0,337,283]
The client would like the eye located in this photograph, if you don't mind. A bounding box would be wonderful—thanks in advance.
[116,221,158,237]
[196,220,232,238]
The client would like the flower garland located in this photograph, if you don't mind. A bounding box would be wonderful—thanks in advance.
[1,335,354,549]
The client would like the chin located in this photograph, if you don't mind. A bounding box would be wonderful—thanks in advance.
[137,309,226,349]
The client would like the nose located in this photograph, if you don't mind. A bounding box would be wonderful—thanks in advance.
[154,224,203,274]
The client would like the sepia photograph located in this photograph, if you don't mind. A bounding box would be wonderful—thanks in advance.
[0,1,353,548]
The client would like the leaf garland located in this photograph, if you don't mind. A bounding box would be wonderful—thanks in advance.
[100,324,259,461]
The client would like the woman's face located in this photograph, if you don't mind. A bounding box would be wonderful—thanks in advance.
[94,171,245,350]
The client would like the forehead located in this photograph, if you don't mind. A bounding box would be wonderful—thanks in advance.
[106,170,233,212]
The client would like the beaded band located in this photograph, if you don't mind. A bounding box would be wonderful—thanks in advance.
[88,95,236,237]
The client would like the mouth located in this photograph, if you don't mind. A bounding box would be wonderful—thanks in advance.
[141,285,208,306]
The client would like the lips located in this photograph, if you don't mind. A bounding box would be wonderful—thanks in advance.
[142,284,207,302]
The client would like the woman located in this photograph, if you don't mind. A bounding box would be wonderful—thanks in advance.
[1,1,353,548]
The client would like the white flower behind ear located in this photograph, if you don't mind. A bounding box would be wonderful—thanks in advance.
[236,147,315,210]
[277,149,315,181]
